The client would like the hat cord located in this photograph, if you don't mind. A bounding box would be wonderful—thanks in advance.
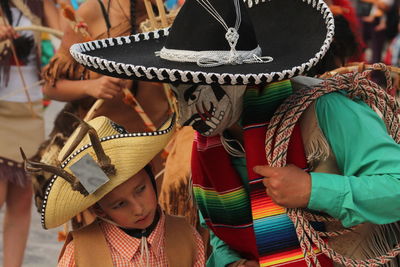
[196,0,241,65]
[196,0,240,32]
[102,215,151,267]
[140,234,150,267]
[193,0,273,67]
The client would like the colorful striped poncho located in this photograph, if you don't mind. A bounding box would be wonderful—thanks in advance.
[192,80,332,266]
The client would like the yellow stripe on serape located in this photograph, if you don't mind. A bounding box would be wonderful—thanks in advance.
[252,206,286,220]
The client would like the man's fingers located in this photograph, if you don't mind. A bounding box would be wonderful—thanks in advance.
[262,177,269,187]
[263,179,274,194]
[253,165,280,177]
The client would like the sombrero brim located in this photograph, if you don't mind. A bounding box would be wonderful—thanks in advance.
[41,115,175,229]
[70,0,334,85]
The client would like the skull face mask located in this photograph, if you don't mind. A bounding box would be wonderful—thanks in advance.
[171,84,246,136]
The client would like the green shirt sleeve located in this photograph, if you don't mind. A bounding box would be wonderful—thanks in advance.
[199,212,242,267]
[308,91,400,227]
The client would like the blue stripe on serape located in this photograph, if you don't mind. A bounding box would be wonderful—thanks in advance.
[253,213,299,254]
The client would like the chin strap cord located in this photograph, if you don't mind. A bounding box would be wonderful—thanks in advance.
[140,233,150,267]
[97,216,151,266]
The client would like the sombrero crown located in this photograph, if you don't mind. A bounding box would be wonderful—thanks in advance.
[23,115,175,229]
[70,0,334,85]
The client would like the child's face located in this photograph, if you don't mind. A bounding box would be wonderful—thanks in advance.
[97,169,158,229]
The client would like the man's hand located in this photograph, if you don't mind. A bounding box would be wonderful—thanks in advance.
[253,164,311,208]
[227,260,259,267]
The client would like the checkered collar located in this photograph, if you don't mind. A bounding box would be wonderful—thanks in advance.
[100,211,165,261]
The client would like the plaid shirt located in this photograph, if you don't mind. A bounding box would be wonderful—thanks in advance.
[58,213,205,267]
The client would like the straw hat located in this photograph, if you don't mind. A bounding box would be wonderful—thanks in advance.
[23,115,176,229]
[70,0,334,85]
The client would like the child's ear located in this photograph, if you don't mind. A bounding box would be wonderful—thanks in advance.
[91,204,106,218]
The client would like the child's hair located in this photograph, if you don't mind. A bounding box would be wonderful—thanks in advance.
[143,164,155,181]
[143,164,158,196]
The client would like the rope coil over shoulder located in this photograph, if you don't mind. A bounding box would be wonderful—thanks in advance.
[266,63,400,267]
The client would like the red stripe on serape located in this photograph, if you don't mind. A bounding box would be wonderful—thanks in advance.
[192,134,244,192]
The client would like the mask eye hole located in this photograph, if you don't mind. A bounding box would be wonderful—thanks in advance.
[187,90,200,106]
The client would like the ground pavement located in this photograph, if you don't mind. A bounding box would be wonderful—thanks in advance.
[0,207,63,266]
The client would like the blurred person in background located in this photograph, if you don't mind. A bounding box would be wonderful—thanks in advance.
[358,0,397,62]
[0,0,61,266]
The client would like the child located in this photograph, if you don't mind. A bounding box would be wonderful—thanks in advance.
[22,114,205,267]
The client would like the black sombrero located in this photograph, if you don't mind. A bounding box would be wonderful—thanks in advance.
[70,0,334,85]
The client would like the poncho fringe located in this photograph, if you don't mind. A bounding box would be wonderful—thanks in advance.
[42,52,90,86]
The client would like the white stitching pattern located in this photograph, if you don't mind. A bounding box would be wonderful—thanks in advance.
[123,64,133,76]
[123,36,131,44]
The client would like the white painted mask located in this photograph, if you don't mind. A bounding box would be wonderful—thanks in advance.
[170,84,246,136]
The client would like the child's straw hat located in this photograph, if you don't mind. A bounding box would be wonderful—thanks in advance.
[23,115,175,229]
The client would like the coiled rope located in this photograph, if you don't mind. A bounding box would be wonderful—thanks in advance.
[265,63,400,267]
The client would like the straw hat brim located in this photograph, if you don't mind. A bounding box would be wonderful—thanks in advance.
[42,116,175,229]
